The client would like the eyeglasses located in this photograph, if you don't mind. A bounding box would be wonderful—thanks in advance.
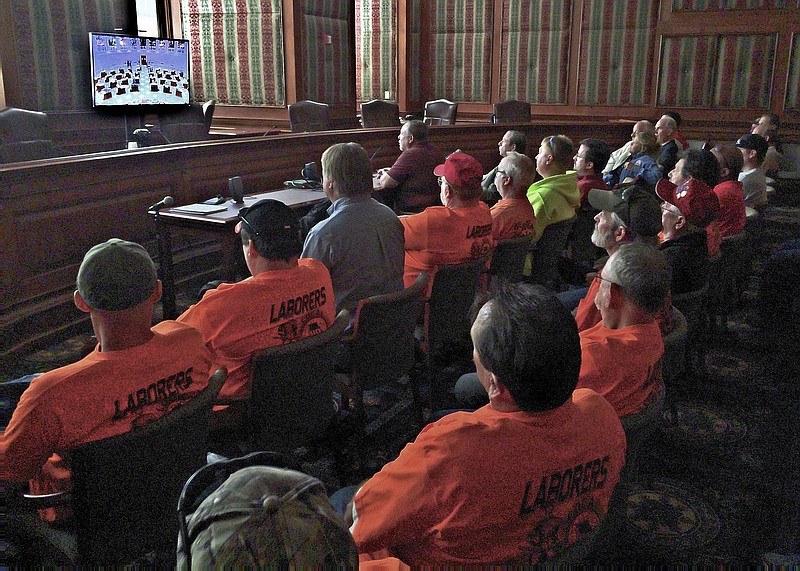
[438,176,448,187]
[496,169,508,177]
[594,274,619,289]
[547,136,556,153]
[237,211,261,237]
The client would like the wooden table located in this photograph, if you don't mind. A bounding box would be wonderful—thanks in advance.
[150,188,327,319]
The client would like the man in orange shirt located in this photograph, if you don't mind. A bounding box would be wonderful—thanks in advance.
[349,284,626,564]
[3,239,215,521]
[400,152,494,287]
[576,243,669,418]
[179,199,336,403]
[490,150,536,240]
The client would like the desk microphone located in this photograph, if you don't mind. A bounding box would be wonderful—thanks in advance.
[150,196,174,211]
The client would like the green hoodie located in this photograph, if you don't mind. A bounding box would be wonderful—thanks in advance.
[526,171,580,242]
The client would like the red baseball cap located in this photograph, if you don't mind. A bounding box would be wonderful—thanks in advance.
[656,178,720,227]
[433,152,483,189]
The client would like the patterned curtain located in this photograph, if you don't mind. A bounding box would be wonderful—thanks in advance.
[672,0,786,10]
[578,0,659,106]
[787,33,800,109]
[355,0,396,102]
[180,0,285,106]
[302,1,352,103]
[713,35,776,108]
[9,0,128,110]
[500,0,571,104]
[431,0,492,103]
[658,36,717,107]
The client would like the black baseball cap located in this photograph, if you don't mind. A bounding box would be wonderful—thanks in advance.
[236,199,300,241]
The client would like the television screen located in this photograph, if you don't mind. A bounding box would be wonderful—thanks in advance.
[89,32,190,107]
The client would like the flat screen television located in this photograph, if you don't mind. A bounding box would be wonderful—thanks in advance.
[89,32,190,108]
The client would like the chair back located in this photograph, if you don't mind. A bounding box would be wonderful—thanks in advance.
[0,107,65,162]
[65,368,226,563]
[158,101,215,143]
[246,310,350,453]
[491,99,531,123]
[360,99,400,128]
[662,306,688,388]
[672,284,708,343]
[288,100,331,132]
[423,99,458,125]
[347,274,428,387]
[488,235,532,285]
[425,256,487,357]
[528,216,576,289]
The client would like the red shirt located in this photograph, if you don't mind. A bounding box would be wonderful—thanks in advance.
[712,180,747,238]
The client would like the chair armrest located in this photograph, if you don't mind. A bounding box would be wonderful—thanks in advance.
[19,490,72,509]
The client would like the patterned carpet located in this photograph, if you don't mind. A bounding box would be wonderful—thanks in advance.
[4,200,799,565]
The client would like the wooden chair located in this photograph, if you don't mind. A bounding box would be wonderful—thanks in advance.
[238,310,350,455]
[9,368,226,565]
[340,273,429,423]
[491,99,531,123]
[528,216,576,291]
[360,99,400,128]
[487,235,533,286]
[423,98,458,125]
[288,100,331,132]
[420,256,488,408]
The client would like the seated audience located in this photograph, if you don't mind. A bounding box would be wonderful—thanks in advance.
[482,130,527,204]
[401,152,494,287]
[490,150,536,240]
[576,243,669,418]
[573,183,664,332]
[3,239,215,522]
[710,145,747,238]
[736,133,769,209]
[618,130,661,187]
[303,142,405,312]
[527,135,580,242]
[603,120,655,188]
[350,283,626,564]
[655,114,681,178]
[747,239,800,347]
[656,174,720,295]
[178,199,336,402]
[375,120,446,213]
[575,138,611,207]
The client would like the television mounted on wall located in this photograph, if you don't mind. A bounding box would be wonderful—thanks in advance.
[89,32,190,108]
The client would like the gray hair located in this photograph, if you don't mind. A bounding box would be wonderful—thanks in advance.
[605,243,670,315]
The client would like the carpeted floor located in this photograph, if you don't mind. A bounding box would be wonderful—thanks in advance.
[4,200,799,565]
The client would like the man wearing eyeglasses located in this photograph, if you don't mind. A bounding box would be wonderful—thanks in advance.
[179,199,336,403]
[400,152,494,287]
[490,150,536,240]
[576,243,669,418]
[481,130,527,205]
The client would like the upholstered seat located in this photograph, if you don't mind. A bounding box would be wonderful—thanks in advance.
[288,100,331,132]
[423,99,458,125]
[491,99,531,123]
[0,107,69,163]
[360,99,400,128]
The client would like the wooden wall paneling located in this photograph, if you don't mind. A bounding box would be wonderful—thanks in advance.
[787,32,800,109]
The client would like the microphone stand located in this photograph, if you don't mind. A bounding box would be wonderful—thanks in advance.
[151,203,177,320]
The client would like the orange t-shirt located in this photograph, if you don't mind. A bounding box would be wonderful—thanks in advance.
[178,259,335,400]
[352,390,626,564]
[2,321,215,521]
[400,202,494,287]
[490,198,536,240]
[577,320,664,417]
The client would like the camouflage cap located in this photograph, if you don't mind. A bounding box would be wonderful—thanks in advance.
[178,466,358,568]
